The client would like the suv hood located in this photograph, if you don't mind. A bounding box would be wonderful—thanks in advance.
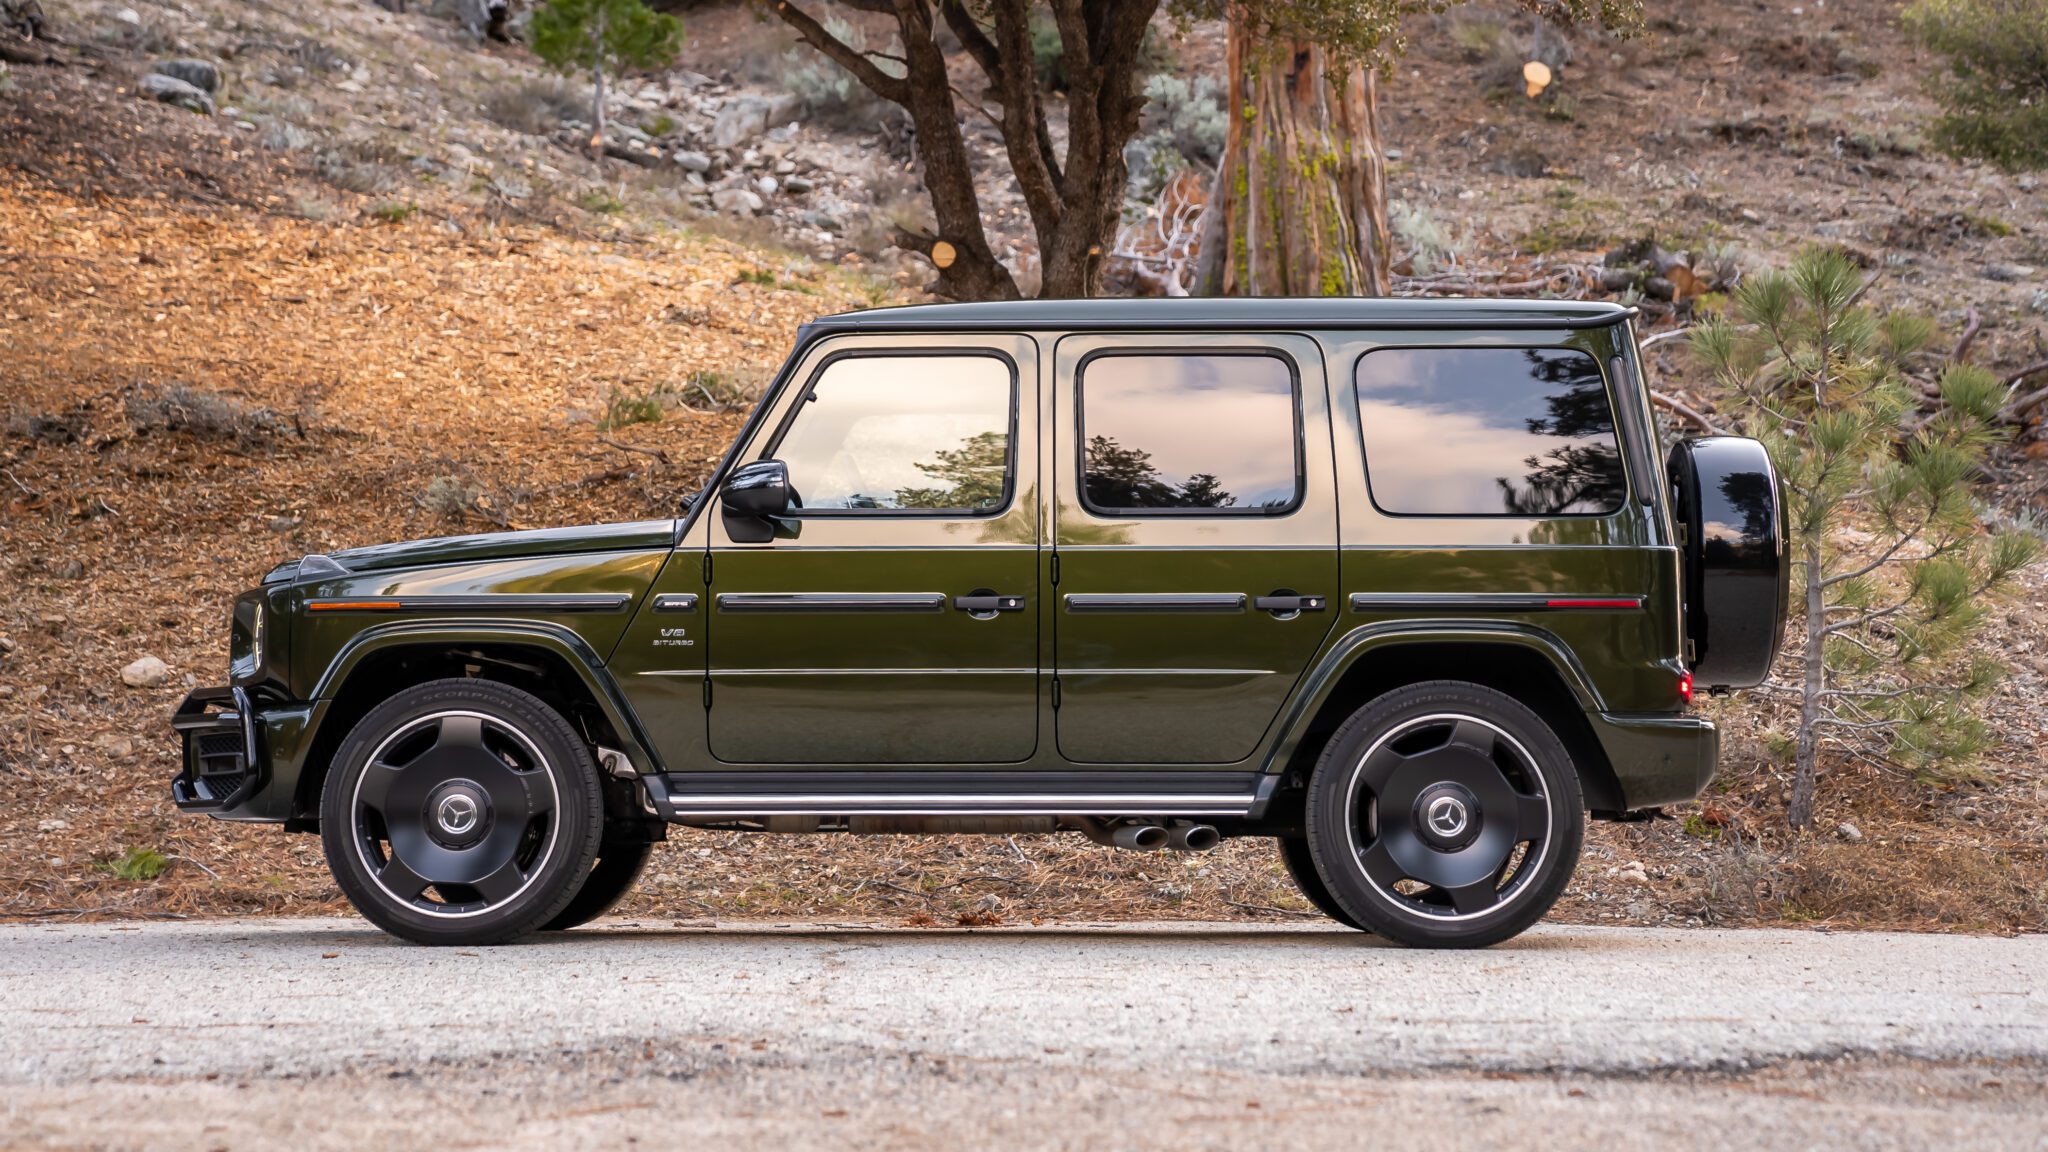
[264,520,677,583]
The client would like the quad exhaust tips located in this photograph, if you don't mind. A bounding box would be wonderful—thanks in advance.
[1083,820,1217,853]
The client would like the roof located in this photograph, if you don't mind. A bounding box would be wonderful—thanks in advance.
[804,297,1634,334]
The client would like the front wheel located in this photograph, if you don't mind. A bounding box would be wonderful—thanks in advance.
[320,678,604,946]
[1304,681,1584,948]
[541,839,655,931]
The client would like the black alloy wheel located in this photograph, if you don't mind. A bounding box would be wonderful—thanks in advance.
[1277,836,1366,931]
[321,679,602,946]
[1305,681,1583,948]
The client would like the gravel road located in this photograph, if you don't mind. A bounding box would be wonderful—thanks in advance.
[4,919,2044,1149]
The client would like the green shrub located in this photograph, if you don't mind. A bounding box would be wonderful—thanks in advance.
[1140,74,1226,167]
[103,847,170,881]
[778,16,902,127]
[1902,0,2048,169]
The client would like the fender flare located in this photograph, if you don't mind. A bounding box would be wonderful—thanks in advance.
[309,620,662,776]
[1258,619,1606,776]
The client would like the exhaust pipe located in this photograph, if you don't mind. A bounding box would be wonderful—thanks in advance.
[1110,823,1168,852]
[1166,822,1220,853]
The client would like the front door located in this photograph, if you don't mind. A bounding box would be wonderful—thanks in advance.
[1053,334,1339,764]
[705,335,1040,765]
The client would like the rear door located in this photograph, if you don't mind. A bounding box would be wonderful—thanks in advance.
[1052,333,1339,764]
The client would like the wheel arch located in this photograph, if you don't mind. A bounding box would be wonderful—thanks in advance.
[1262,623,1625,814]
[290,623,659,824]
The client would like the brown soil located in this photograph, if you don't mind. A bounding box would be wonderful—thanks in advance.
[2,0,2044,932]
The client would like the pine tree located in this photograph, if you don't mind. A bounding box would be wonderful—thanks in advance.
[1690,248,2042,829]
[529,0,682,159]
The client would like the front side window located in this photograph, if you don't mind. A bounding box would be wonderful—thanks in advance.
[1354,346,1626,516]
[770,353,1014,514]
[1077,353,1301,515]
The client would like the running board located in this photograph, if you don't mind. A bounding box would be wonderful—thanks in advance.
[646,772,1277,819]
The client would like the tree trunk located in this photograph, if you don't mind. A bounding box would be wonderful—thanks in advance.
[1196,18,1392,297]
[589,5,608,160]
[1788,535,1825,830]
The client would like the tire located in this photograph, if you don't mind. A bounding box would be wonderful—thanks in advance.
[1304,681,1584,949]
[541,839,655,931]
[320,678,604,946]
[1277,836,1367,931]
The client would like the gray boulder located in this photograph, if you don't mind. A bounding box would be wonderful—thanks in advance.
[710,97,769,150]
[671,150,712,174]
[711,186,764,215]
[138,72,215,115]
[151,58,221,94]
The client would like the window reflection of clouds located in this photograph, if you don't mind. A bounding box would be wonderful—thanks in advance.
[775,356,1010,510]
[1081,355,1298,510]
[1355,347,1624,516]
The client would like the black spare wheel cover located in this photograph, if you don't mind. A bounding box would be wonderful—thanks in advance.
[1667,436,1789,689]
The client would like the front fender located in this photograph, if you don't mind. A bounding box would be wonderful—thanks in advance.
[309,620,659,776]
[1258,619,1605,777]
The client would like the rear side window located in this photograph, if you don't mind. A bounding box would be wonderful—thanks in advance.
[1354,346,1625,516]
[1077,352,1301,515]
[771,353,1014,514]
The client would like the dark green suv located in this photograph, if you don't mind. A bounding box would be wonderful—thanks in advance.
[171,298,1787,948]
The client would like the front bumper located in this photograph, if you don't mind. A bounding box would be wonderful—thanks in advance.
[1588,711,1720,811]
[170,686,262,811]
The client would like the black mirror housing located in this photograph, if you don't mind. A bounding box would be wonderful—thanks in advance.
[721,459,794,542]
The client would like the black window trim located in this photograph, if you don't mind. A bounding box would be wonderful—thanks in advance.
[759,346,1021,520]
[1072,346,1307,519]
[1352,342,1629,521]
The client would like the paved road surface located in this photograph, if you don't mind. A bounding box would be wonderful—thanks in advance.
[3,919,2043,1149]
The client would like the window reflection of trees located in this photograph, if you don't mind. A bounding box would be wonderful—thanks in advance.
[892,430,1011,511]
[1083,435,1240,509]
[1496,349,1626,516]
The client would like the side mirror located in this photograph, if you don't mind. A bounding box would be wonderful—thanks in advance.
[721,459,796,542]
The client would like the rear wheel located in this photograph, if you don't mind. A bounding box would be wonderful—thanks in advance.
[1305,681,1583,948]
[320,678,603,946]
[541,839,655,931]
[1277,836,1366,931]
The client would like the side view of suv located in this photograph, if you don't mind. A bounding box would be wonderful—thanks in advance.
[171,298,1787,948]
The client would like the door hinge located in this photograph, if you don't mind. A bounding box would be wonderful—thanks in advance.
[702,676,713,709]
[701,551,713,585]
[1050,676,1060,709]
[1049,553,1060,586]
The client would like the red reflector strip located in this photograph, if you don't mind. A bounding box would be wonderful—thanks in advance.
[1544,598,1642,609]
[308,600,402,612]
[1678,670,1694,704]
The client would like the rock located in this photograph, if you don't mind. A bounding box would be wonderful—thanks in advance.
[766,92,801,126]
[755,175,778,197]
[120,655,174,688]
[774,158,796,175]
[37,819,69,832]
[0,635,15,653]
[1984,264,2036,283]
[138,73,215,116]
[151,58,221,95]
[603,139,663,168]
[267,515,302,531]
[114,7,140,24]
[1836,821,1863,842]
[54,558,85,579]
[1616,860,1650,884]
[95,734,136,760]
[783,175,814,195]
[710,97,770,150]
[711,187,764,215]
[671,150,712,174]
[1739,207,1763,224]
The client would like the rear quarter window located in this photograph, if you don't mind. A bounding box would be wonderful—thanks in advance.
[1353,346,1625,517]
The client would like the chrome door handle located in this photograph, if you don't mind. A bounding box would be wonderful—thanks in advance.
[953,594,1026,614]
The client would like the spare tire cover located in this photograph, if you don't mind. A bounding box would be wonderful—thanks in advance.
[1667,436,1789,689]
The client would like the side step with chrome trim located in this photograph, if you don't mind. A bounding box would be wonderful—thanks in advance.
[646,772,1275,819]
